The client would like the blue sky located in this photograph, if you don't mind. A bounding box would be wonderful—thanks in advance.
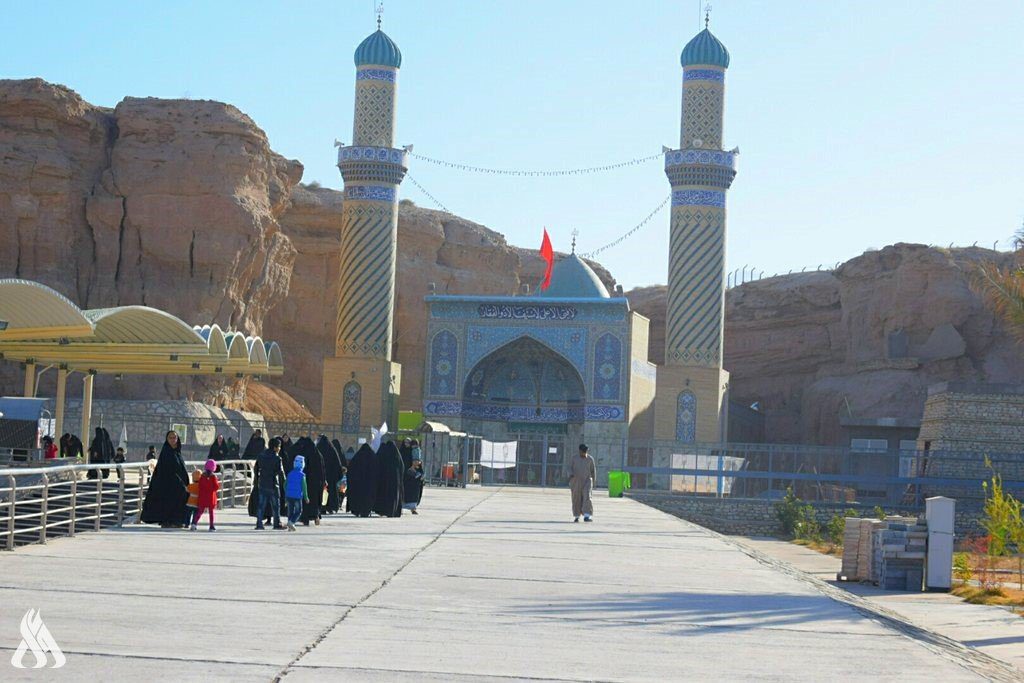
[4,1,1022,289]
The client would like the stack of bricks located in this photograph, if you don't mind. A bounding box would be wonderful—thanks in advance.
[839,518,883,581]
[871,516,927,590]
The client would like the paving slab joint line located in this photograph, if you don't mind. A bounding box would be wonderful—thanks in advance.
[273,489,502,682]
[645,506,1022,682]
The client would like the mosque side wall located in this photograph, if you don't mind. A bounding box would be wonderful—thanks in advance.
[627,312,656,438]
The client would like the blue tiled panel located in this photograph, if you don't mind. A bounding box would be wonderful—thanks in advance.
[465,326,587,379]
[592,333,622,401]
[344,185,397,202]
[676,390,697,443]
[671,190,725,207]
[342,381,362,432]
[423,400,624,423]
[428,330,458,397]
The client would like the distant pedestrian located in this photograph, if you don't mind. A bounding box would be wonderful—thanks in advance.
[114,447,126,464]
[403,445,424,515]
[569,444,596,523]
[285,454,309,531]
[43,436,57,460]
[141,431,189,528]
[191,459,220,531]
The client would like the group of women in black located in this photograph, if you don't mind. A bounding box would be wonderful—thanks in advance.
[139,429,426,529]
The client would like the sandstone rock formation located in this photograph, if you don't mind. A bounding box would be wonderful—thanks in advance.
[628,244,1024,445]
[0,79,300,406]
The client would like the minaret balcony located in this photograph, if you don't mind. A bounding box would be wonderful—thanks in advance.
[664,148,736,189]
[337,145,408,184]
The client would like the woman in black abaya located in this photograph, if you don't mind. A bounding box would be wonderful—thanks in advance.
[141,431,189,528]
[373,440,405,518]
[87,427,113,479]
[294,437,325,525]
[317,436,343,514]
[346,443,377,518]
[242,430,266,459]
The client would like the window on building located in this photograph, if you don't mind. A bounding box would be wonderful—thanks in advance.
[850,438,888,452]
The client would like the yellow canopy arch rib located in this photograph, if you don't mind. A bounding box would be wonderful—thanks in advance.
[0,279,94,342]
[246,335,270,373]
[266,341,284,376]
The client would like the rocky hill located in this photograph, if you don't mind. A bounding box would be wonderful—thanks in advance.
[628,244,1024,444]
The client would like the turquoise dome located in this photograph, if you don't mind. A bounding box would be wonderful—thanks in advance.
[681,28,730,68]
[354,29,402,68]
[539,254,611,299]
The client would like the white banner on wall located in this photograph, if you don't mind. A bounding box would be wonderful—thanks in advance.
[481,440,518,469]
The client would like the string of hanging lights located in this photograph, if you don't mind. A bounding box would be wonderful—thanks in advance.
[407,151,662,177]
[579,195,671,258]
[405,173,453,214]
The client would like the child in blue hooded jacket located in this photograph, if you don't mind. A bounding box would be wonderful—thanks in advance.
[285,454,309,531]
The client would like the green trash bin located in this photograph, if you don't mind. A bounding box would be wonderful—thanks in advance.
[608,470,627,498]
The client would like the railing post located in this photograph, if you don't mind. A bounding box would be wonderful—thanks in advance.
[94,473,103,532]
[5,475,14,549]
[69,475,77,537]
[40,473,49,545]
[116,466,126,525]
[138,469,146,520]
[229,464,237,508]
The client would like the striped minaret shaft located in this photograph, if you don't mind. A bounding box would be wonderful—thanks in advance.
[664,62,736,368]
[335,62,407,360]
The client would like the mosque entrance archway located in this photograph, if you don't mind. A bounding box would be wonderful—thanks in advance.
[463,337,582,487]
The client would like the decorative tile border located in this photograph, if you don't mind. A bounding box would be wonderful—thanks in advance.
[337,145,407,165]
[683,68,725,82]
[672,190,725,207]
[423,400,625,423]
[664,149,736,170]
[344,185,397,202]
[465,326,587,379]
[356,67,397,82]
[478,304,577,321]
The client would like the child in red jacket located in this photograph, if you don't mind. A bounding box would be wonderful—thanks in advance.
[191,459,221,532]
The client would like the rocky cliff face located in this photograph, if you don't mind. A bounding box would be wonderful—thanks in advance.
[628,244,1024,445]
[0,79,300,404]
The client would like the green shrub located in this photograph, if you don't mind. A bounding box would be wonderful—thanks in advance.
[953,552,973,583]
[796,504,821,542]
[827,514,845,546]
[775,487,801,537]
[873,505,887,521]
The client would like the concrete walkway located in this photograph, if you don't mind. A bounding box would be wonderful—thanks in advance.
[0,488,1017,681]
[738,535,1024,674]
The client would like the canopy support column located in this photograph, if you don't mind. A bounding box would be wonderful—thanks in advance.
[54,366,68,442]
[23,360,36,397]
[81,372,94,459]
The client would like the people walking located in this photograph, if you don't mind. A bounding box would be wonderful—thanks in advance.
[185,469,201,527]
[318,435,343,514]
[569,444,596,523]
[294,437,325,526]
[346,443,377,518]
[285,454,309,531]
[141,431,189,528]
[254,438,285,530]
[191,460,221,531]
[403,447,424,514]
[374,440,405,518]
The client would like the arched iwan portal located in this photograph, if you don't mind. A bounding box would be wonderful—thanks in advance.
[463,337,585,422]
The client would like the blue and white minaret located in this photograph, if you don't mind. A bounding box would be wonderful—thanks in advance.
[322,23,407,428]
[655,19,737,443]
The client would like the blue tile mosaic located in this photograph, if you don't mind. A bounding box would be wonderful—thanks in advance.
[428,330,458,397]
[337,146,407,165]
[592,333,622,401]
[672,190,725,207]
[423,400,624,423]
[345,185,397,202]
[676,390,697,443]
[356,67,397,82]
[664,149,736,170]
[465,326,587,379]
[478,304,577,321]
[683,68,725,82]
[429,300,627,323]
[342,381,362,432]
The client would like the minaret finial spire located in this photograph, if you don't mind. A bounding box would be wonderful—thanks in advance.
[571,229,579,254]
[704,2,711,29]
[376,1,383,30]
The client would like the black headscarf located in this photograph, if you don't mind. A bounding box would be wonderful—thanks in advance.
[400,439,413,470]
[208,435,229,461]
[318,436,343,514]
[346,444,377,518]
[87,427,112,479]
[373,440,405,518]
[243,432,265,459]
[141,434,189,526]
[294,437,324,523]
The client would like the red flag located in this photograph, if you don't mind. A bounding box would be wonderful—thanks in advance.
[540,228,554,291]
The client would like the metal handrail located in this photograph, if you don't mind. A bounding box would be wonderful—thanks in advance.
[1,459,255,551]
